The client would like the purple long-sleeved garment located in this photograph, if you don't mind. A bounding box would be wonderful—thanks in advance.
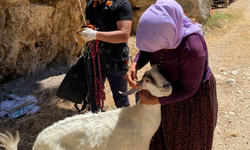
[134,33,211,105]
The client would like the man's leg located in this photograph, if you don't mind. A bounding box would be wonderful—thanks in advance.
[106,68,130,108]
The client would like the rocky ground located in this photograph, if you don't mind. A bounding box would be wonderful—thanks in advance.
[205,0,250,149]
[0,0,250,149]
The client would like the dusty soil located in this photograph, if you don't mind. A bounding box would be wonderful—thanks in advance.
[0,0,250,149]
[205,0,250,149]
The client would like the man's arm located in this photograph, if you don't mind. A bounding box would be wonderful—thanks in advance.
[95,20,132,43]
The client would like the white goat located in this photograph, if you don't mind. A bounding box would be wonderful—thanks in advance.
[0,66,172,150]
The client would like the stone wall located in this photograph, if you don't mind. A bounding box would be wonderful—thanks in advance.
[0,0,212,82]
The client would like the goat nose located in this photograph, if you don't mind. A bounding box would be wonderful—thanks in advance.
[163,83,170,88]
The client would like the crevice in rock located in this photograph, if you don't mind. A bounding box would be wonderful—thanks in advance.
[29,0,64,7]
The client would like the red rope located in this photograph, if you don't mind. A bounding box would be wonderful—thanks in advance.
[95,41,106,107]
[90,40,105,109]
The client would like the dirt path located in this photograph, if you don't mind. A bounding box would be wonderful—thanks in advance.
[205,0,250,149]
[0,0,250,149]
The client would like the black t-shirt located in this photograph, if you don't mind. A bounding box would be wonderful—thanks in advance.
[85,0,132,32]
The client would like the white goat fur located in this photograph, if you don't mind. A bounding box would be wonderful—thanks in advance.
[0,66,172,150]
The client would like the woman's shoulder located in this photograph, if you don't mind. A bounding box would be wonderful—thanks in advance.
[181,33,206,57]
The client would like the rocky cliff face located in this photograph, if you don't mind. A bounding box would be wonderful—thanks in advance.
[0,0,86,82]
[0,0,212,83]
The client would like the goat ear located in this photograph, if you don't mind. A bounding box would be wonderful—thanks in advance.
[150,64,159,70]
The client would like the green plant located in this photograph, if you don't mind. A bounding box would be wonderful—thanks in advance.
[206,11,236,29]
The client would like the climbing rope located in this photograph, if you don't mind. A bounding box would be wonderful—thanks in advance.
[77,0,106,110]
[89,40,106,109]
[78,0,87,26]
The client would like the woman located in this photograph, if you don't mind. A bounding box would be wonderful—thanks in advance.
[126,0,218,149]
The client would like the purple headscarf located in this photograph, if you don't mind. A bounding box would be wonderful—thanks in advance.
[136,0,203,52]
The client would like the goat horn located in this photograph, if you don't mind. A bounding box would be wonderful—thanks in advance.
[119,88,138,95]
[119,80,142,95]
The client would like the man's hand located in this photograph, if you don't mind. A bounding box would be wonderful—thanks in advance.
[76,28,97,43]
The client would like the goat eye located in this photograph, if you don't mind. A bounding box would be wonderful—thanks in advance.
[145,79,151,82]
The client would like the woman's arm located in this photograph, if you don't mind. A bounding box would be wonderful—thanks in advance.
[126,50,151,88]
[158,56,205,105]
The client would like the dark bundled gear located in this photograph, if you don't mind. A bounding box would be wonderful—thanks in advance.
[56,57,89,111]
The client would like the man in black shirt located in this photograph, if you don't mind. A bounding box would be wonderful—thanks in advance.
[77,0,132,108]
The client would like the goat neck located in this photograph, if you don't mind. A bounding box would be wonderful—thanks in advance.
[108,102,161,150]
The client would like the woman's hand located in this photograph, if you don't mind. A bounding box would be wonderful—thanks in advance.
[126,62,139,89]
[139,90,160,105]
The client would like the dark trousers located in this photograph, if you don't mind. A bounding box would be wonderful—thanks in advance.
[101,66,130,108]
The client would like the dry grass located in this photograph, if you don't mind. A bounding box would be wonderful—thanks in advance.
[204,4,243,36]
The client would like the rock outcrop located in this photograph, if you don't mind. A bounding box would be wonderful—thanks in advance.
[177,0,213,24]
[0,0,86,82]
